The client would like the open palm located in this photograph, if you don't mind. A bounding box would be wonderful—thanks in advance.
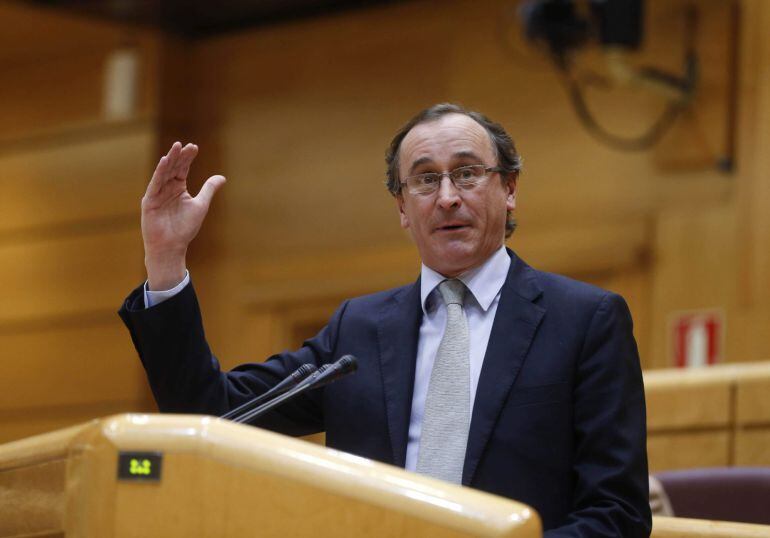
[141,142,225,288]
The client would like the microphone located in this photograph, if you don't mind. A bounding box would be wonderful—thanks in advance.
[233,363,332,424]
[221,363,317,421]
[298,354,357,390]
[235,355,358,426]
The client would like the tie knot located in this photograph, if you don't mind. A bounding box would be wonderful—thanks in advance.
[438,279,466,306]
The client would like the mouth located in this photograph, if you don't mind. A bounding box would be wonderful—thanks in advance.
[435,223,469,233]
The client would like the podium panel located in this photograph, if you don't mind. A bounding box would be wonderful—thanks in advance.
[652,516,770,538]
[0,414,541,537]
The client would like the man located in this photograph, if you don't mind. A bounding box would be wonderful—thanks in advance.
[120,103,651,536]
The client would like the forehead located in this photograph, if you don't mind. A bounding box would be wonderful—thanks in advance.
[399,113,495,173]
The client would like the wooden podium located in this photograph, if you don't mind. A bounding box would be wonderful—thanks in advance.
[0,414,541,537]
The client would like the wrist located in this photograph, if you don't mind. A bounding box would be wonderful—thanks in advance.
[145,251,187,291]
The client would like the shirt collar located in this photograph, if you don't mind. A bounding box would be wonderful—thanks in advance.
[420,246,511,314]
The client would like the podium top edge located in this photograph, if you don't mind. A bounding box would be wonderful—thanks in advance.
[1,413,541,536]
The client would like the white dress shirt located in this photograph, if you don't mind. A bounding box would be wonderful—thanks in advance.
[142,247,511,473]
[144,270,190,308]
[404,246,511,471]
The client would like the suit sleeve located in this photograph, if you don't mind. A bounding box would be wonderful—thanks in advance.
[118,280,348,436]
[546,292,652,538]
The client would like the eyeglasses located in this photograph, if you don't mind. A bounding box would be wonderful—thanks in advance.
[400,164,502,196]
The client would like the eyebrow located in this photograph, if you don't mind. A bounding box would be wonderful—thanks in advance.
[407,151,485,175]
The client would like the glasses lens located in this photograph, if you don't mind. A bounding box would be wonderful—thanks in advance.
[408,173,440,195]
[450,165,486,188]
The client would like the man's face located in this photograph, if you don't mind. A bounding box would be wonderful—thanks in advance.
[395,113,517,277]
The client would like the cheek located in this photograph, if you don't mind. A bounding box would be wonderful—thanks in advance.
[481,196,507,227]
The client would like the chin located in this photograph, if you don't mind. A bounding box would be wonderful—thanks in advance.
[430,250,477,277]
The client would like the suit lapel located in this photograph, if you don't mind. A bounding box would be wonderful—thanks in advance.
[462,251,545,485]
[377,279,422,468]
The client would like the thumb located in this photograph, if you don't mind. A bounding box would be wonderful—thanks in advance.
[195,175,226,207]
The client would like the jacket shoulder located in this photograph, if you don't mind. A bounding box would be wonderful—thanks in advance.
[533,269,612,302]
[511,252,626,316]
[524,266,633,334]
[344,282,415,310]
[509,250,618,307]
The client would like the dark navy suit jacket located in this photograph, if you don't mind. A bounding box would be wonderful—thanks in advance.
[119,251,651,537]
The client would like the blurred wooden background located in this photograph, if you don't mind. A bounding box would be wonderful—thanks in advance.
[1,0,769,460]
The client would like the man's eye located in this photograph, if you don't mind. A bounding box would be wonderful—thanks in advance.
[418,174,439,185]
[452,167,479,182]
[459,168,475,180]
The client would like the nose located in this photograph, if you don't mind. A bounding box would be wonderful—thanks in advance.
[436,175,462,209]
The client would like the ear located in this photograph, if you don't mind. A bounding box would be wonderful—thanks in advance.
[505,174,517,212]
[395,194,410,229]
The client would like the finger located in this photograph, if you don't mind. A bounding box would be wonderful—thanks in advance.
[146,142,181,196]
[146,155,171,196]
[167,141,187,178]
[175,144,199,180]
[194,175,226,208]
[172,144,197,179]
[165,142,182,180]
[165,141,182,160]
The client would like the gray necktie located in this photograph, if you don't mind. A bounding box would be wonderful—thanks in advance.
[416,279,470,484]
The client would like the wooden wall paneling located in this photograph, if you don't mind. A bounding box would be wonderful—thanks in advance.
[0,126,155,233]
[234,311,284,369]
[0,228,143,325]
[650,0,738,171]
[278,300,345,351]
[644,362,770,470]
[0,51,111,142]
[0,35,158,143]
[644,378,731,431]
[652,516,770,538]
[0,400,154,446]
[0,2,148,67]
[0,3,162,446]
[735,0,770,360]
[735,372,770,426]
[733,368,770,466]
[238,302,345,364]
[512,220,650,277]
[647,431,730,472]
[734,430,770,466]
[241,245,419,309]
[645,365,733,471]
[648,206,739,368]
[0,319,150,414]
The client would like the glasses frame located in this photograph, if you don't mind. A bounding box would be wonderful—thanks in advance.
[400,164,503,196]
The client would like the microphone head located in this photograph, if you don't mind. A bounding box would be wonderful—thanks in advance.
[314,364,332,376]
[291,363,317,382]
[336,354,358,374]
[302,356,359,391]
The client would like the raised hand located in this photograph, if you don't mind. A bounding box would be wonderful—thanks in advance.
[141,142,226,290]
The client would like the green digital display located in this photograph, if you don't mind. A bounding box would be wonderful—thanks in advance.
[117,452,162,481]
[130,458,152,475]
